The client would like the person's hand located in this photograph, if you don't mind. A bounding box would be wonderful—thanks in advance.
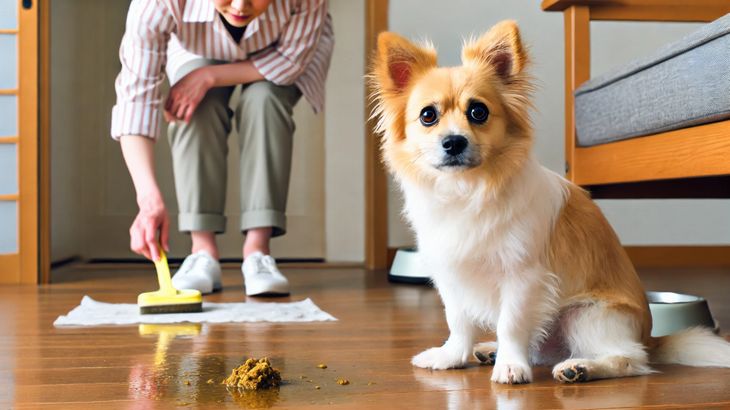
[129,190,169,261]
[164,66,214,123]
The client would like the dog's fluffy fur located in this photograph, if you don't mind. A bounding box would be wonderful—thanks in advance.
[370,21,730,384]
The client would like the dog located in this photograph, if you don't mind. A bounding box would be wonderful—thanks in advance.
[370,20,730,384]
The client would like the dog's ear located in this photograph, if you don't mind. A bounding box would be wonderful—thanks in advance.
[462,20,527,79]
[373,32,437,94]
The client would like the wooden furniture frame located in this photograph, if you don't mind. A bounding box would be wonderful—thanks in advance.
[542,0,730,199]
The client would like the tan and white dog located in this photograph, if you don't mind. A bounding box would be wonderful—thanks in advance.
[370,20,730,384]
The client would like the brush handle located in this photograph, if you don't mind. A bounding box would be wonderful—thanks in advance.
[154,246,177,296]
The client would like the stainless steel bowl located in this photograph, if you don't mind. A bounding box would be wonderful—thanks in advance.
[647,291,718,337]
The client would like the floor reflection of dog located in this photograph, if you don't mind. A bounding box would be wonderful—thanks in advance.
[413,367,649,410]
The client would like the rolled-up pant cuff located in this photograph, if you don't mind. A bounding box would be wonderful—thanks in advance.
[178,213,227,233]
[240,210,286,237]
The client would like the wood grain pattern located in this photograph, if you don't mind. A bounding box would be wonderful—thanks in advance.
[0,254,20,282]
[589,5,729,22]
[573,121,730,186]
[543,0,730,20]
[563,6,590,182]
[364,0,389,270]
[1,265,729,408]
[17,0,39,285]
[39,0,51,285]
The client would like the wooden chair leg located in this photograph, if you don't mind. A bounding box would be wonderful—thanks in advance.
[563,6,590,182]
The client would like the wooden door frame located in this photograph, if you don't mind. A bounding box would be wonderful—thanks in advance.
[39,0,50,283]
[364,0,389,270]
[2,0,40,284]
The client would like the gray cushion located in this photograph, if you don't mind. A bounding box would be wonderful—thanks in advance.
[574,13,730,147]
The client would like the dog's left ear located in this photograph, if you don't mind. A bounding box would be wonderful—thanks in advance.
[372,32,437,95]
[462,20,527,80]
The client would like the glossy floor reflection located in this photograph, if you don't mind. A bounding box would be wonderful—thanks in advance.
[1,265,730,409]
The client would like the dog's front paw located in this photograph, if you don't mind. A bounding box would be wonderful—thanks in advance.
[491,362,532,384]
[411,346,467,370]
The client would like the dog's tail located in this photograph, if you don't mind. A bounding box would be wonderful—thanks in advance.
[650,327,730,367]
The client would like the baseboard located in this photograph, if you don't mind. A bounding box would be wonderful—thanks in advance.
[388,246,730,269]
[50,255,82,269]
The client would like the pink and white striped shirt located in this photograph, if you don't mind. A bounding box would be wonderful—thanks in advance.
[111,0,334,140]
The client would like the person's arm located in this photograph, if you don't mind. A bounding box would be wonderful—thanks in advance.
[164,61,265,123]
[120,135,169,262]
[207,60,265,87]
[111,0,174,140]
[165,0,329,122]
[111,0,174,260]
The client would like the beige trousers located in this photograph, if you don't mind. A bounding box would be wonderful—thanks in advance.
[167,59,301,237]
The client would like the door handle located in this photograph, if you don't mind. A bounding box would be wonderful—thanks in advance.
[23,0,32,10]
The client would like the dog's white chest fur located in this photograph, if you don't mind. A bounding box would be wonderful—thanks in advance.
[400,159,567,328]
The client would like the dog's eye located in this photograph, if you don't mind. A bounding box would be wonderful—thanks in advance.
[420,106,438,126]
[467,102,489,124]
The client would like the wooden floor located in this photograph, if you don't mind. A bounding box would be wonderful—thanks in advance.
[2,264,730,409]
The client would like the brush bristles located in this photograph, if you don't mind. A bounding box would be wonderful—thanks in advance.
[140,302,203,315]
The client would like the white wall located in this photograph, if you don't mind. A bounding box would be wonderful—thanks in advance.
[387,0,730,248]
[324,0,365,262]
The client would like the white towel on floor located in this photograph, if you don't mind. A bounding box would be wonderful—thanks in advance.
[53,296,337,326]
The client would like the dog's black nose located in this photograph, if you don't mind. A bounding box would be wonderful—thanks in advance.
[442,135,468,156]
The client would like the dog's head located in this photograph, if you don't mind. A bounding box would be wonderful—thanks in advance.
[371,21,534,193]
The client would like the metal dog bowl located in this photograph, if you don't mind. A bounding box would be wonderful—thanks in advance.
[647,291,718,337]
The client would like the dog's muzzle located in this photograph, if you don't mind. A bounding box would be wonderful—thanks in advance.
[436,135,480,169]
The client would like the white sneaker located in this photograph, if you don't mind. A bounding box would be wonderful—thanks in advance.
[171,251,222,294]
[242,252,290,296]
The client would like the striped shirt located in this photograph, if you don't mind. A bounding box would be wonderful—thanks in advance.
[111,0,334,140]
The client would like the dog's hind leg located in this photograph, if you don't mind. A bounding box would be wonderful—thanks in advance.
[473,341,498,365]
[553,302,652,383]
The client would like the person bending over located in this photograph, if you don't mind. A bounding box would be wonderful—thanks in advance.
[112,0,333,296]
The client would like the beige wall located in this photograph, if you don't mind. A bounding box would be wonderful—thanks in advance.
[324,0,365,262]
[387,0,730,248]
[50,0,128,261]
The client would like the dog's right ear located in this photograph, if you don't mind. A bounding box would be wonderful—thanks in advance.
[373,32,437,95]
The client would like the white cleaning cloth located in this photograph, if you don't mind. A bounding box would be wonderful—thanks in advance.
[53,296,337,326]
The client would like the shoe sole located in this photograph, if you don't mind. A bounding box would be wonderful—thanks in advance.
[246,291,291,297]
[245,284,290,297]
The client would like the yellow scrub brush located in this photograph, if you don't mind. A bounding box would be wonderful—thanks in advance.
[138,247,203,314]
